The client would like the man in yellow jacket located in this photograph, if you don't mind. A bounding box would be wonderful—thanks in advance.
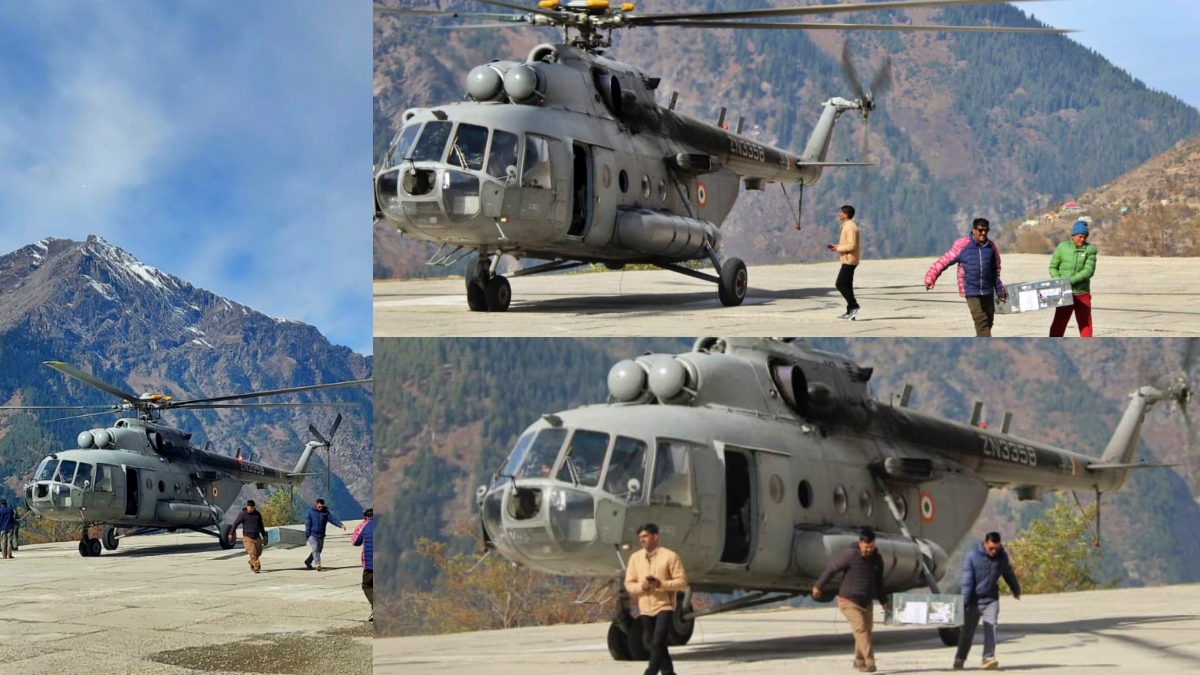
[624,523,688,675]
[828,205,862,320]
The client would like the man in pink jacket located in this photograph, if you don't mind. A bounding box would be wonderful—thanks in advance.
[925,218,1008,336]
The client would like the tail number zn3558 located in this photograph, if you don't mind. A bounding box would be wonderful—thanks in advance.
[982,437,1037,467]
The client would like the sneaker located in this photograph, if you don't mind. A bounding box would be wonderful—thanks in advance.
[305,560,313,570]
[837,312,851,320]
[953,660,964,670]
[863,667,877,673]
[316,565,323,571]
[982,658,1000,670]
[846,308,860,321]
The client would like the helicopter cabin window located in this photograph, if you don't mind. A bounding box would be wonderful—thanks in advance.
[391,124,422,166]
[95,464,117,493]
[447,123,489,172]
[55,460,78,485]
[517,427,569,478]
[522,135,554,189]
[556,430,609,487]
[73,463,93,489]
[640,175,651,199]
[410,120,454,163]
[36,458,58,482]
[657,178,667,202]
[618,169,629,193]
[651,440,694,507]
[602,436,647,501]
[487,130,520,180]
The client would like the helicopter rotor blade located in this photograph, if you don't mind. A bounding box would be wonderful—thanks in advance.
[46,410,123,422]
[375,0,560,22]
[309,423,330,447]
[0,405,116,410]
[641,20,1072,34]
[170,378,372,407]
[373,7,534,25]
[328,413,343,441]
[871,55,893,96]
[841,41,865,99]
[627,0,1064,24]
[174,402,358,410]
[43,362,143,405]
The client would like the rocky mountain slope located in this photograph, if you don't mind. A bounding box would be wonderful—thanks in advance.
[374,0,1200,279]
[0,236,373,516]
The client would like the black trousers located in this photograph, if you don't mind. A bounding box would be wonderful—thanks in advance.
[836,263,859,312]
[363,569,374,607]
[640,611,675,675]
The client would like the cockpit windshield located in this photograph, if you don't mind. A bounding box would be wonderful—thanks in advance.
[556,430,609,487]
[55,460,78,485]
[410,121,454,162]
[602,436,647,501]
[446,123,489,172]
[73,463,94,489]
[516,428,568,478]
[487,130,520,180]
[36,458,58,481]
[391,124,421,166]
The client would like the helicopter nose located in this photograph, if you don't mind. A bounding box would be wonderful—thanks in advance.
[480,481,600,559]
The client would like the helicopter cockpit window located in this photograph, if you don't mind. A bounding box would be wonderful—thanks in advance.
[410,121,454,163]
[499,431,535,480]
[556,430,609,487]
[651,439,694,507]
[36,458,58,482]
[522,135,553,189]
[73,463,94,489]
[95,464,116,493]
[602,436,647,502]
[391,124,422,167]
[486,130,520,180]
[517,427,569,478]
[447,123,489,172]
[55,460,78,485]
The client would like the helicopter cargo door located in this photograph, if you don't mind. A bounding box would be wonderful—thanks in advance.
[567,143,593,238]
[583,146,617,246]
[123,467,139,517]
[748,448,793,576]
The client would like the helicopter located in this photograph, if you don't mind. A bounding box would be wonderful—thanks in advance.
[2,361,371,558]
[373,0,1070,311]
[474,337,1188,660]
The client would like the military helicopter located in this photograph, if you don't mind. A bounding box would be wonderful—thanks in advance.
[374,0,1070,311]
[3,362,371,558]
[474,337,1187,660]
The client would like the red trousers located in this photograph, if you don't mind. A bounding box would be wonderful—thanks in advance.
[1050,292,1092,337]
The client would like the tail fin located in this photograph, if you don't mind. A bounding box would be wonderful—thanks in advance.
[291,441,322,479]
[1093,383,1189,491]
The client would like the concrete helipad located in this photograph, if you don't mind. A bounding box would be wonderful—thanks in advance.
[0,522,372,675]
[375,584,1200,675]
[374,254,1200,336]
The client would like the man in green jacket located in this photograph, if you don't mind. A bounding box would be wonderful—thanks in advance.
[1049,220,1096,337]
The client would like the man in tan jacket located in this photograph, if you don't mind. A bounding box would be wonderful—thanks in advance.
[827,204,862,320]
[624,523,688,675]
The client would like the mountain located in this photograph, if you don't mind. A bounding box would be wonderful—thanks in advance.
[375,338,1200,598]
[998,133,1200,256]
[373,0,1200,279]
[0,236,374,517]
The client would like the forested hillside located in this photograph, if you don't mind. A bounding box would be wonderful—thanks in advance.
[374,1,1200,279]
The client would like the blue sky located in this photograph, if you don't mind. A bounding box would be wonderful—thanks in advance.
[1021,0,1200,110]
[0,1,371,354]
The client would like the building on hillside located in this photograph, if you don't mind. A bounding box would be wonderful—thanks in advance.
[1021,219,1039,228]
[1062,201,1084,213]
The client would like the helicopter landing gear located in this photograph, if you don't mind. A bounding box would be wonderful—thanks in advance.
[939,626,961,647]
[718,257,748,307]
[668,591,696,646]
[102,525,119,551]
[78,526,101,557]
[218,523,235,550]
[465,254,512,312]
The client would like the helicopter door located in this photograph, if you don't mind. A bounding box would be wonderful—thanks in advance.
[720,448,754,565]
[124,467,139,517]
[567,143,593,238]
[584,146,617,245]
[747,449,794,576]
[516,135,565,232]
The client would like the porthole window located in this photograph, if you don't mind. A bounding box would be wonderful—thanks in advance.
[641,175,651,199]
[769,474,784,504]
[601,164,612,189]
[619,169,629,193]
[658,178,667,202]
[859,490,873,517]
[896,495,908,520]
[158,480,165,493]
[833,485,848,514]
[798,480,813,509]
[174,483,180,493]
[145,478,152,491]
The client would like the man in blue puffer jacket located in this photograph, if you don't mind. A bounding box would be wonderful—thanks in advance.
[925,218,1008,337]
[955,532,1022,670]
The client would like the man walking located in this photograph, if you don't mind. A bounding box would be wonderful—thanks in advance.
[228,499,266,573]
[828,205,862,320]
[624,523,688,675]
[812,528,889,673]
[1049,220,1097,337]
[352,508,374,622]
[304,498,345,571]
[955,532,1022,670]
[0,499,16,559]
[925,218,1008,336]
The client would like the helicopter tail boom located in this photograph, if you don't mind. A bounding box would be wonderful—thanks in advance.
[287,441,322,484]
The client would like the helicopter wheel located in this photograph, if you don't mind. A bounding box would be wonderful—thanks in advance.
[625,616,651,661]
[606,622,633,661]
[939,626,961,647]
[102,526,119,551]
[88,538,102,557]
[667,595,696,646]
[484,275,512,312]
[718,257,748,307]
[78,538,91,557]
[465,264,488,312]
[218,523,235,550]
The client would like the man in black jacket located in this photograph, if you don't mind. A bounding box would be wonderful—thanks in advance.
[813,528,890,673]
[229,500,267,573]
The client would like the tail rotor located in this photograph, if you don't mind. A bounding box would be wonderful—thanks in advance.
[841,42,891,194]
[309,413,343,496]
